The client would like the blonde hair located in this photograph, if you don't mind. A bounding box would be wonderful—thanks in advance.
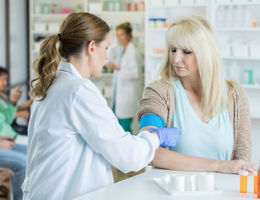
[160,16,228,118]
[30,12,110,101]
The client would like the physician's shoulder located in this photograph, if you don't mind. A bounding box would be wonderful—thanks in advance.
[72,78,106,105]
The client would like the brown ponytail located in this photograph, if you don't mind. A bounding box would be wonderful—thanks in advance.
[30,12,110,101]
[30,35,60,101]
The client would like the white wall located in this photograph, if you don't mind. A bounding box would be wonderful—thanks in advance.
[0,0,6,67]
[9,0,28,85]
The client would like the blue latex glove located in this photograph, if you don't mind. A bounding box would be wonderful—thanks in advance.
[148,127,181,148]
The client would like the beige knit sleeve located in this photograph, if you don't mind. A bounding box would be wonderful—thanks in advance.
[137,80,171,124]
[233,86,252,161]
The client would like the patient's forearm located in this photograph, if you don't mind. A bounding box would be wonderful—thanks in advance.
[151,147,219,172]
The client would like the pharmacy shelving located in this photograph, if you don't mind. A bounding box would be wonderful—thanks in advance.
[145,0,260,119]
[216,1,260,6]
[147,28,167,32]
[223,57,260,61]
[30,0,145,104]
[217,27,260,31]
[213,0,260,121]
[33,13,69,19]
[148,54,164,58]
[148,5,207,8]
[251,112,260,119]
[243,84,260,89]
[145,0,209,86]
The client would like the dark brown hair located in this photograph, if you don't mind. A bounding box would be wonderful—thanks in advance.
[116,22,132,41]
[0,66,8,76]
[30,12,110,101]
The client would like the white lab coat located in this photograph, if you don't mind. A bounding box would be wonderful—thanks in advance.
[111,42,143,118]
[22,61,159,200]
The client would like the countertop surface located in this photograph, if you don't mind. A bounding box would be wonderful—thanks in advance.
[74,168,258,200]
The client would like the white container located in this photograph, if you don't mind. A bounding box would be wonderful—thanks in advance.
[34,22,47,32]
[48,23,60,33]
[89,2,103,12]
[191,173,215,191]
[243,6,252,27]
[150,0,163,6]
[194,0,206,5]
[169,175,185,192]
[164,0,179,6]
[216,0,227,3]
[180,0,194,5]
[231,41,249,57]
[249,42,260,58]
[232,0,249,3]
[149,18,156,29]
[155,18,166,28]
[221,45,231,57]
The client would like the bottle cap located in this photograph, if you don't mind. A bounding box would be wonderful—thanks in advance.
[239,170,248,176]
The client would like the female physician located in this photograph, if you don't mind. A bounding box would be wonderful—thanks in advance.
[106,22,142,133]
[22,13,180,200]
[137,16,257,175]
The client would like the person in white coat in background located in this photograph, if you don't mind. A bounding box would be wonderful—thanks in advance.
[106,22,142,133]
[23,13,181,200]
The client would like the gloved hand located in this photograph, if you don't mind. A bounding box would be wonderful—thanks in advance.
[148,127,181,148]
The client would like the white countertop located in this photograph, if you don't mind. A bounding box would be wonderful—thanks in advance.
[74,168,258,200]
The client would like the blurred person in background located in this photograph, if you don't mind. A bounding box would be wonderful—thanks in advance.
[106,22,143,133]
[0,136,26,200]
[0,67,33,136]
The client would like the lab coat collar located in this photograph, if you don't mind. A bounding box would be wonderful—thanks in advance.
[57,61,82,78]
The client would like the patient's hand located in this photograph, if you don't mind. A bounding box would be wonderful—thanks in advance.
[0,137,16,149]
[218,159,257,175]
[15,111,30,119]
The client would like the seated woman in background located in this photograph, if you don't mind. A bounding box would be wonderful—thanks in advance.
[137,16,257,175]
[0,67,33,136]
[0,136,26,200]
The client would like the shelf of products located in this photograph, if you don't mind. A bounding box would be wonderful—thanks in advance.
[144,0,260,119]
[216,1,260,6]
[243,84,260,89]
[223,57,260,60]
[30,0,145,104]
[217,27,260,31]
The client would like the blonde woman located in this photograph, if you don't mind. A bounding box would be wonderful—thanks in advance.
[137,16,257,175]
[24,13,180,200]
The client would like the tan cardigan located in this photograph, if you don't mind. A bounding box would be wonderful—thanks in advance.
[137,79,251,161]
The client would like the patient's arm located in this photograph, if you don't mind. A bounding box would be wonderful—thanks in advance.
[141,126,257,175]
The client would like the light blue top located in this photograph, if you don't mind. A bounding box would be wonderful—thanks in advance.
[170,79,233,160]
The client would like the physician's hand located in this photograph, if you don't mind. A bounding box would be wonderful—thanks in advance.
[218,159,257,175]
[148,127,181,148]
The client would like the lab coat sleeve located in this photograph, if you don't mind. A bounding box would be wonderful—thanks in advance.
[70,84,159,173]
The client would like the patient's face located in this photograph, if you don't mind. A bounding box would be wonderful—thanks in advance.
[0,74,8,91]
[169,47,198,78]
